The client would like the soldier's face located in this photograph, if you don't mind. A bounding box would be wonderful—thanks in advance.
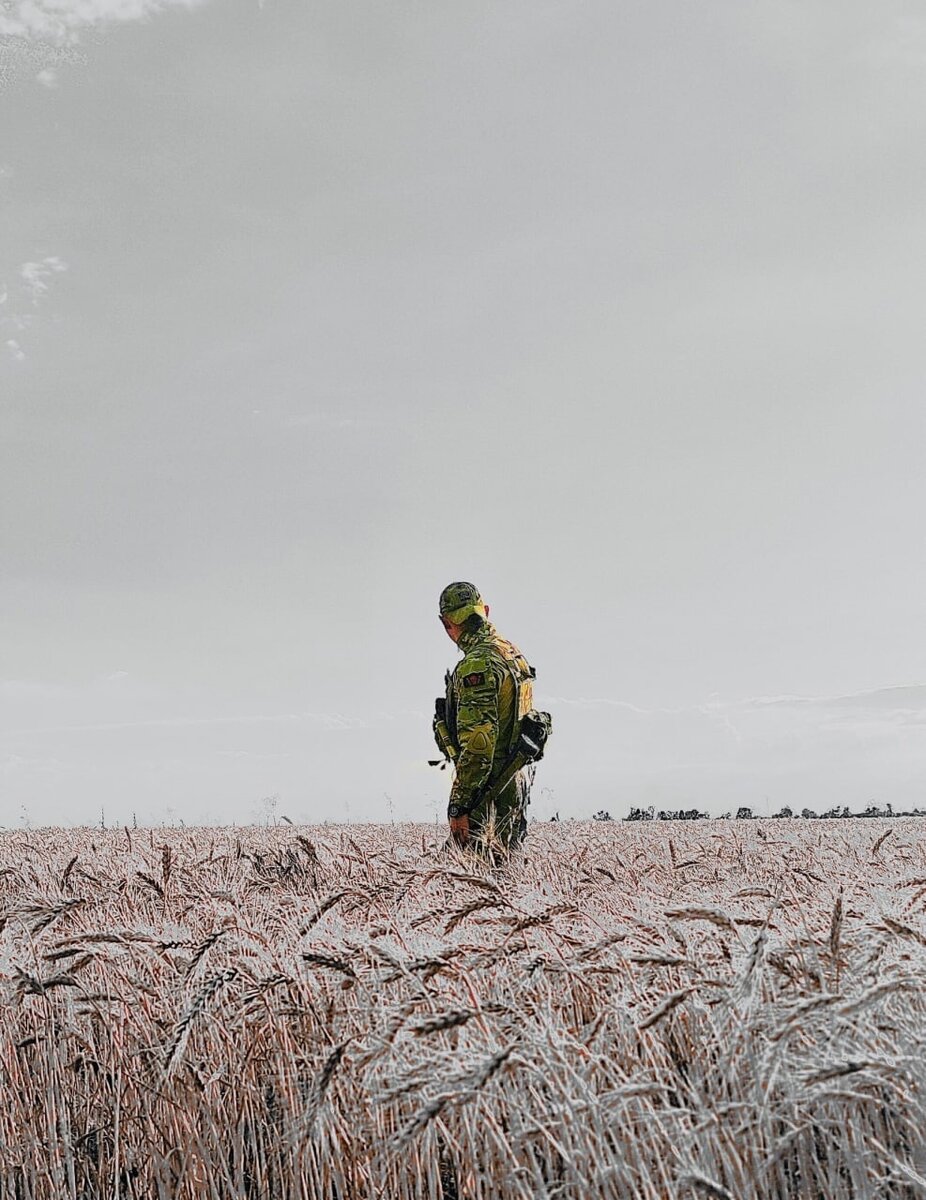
[440,616,463,644]
[440,604,489,644]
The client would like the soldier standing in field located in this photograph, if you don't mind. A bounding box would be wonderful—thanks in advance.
[432,582,551,854]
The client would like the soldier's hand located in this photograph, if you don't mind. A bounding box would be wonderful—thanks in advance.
[448,812,470,846]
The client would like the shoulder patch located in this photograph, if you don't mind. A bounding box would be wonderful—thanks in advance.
[463,671,486,688]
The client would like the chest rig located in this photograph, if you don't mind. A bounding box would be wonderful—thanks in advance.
[435,637,535,762]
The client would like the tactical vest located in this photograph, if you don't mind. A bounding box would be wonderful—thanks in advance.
[444,637,536,763]
[502,643,536,756]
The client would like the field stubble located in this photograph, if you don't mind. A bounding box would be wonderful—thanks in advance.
[1,819,925,1199]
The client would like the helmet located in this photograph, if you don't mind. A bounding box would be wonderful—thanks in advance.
[439,581,486,624]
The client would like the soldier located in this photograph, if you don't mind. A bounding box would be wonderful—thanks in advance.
[433,582,549,854]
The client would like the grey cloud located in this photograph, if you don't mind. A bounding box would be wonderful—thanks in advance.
[815,685,926,713]
[741,684,926,708]
[533,683,926,814]
[542,696,677,716]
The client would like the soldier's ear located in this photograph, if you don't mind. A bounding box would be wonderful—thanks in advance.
[484,604,490,619]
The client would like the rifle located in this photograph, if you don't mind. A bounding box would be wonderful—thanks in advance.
[429,696,458,770]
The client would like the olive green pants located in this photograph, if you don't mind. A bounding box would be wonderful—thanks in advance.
[468,770,529,853]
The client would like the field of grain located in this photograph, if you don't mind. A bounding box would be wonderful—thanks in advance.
[1,819,925,1199]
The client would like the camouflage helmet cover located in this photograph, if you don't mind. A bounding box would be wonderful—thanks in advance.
[439,581,486,624]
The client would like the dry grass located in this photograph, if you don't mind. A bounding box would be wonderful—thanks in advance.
[1,819,925,1198]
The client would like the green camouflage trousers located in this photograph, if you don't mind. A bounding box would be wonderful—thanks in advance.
[467,770,529,853]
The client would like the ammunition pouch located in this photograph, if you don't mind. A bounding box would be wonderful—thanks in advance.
[517,710,552,763]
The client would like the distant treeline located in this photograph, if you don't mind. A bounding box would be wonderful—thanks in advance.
[594,803,926,822]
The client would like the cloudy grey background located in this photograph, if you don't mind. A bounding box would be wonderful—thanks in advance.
[2,0,924,827]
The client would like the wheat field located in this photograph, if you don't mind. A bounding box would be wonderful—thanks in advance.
[1,819,924,1199]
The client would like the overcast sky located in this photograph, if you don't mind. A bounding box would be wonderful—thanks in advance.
[2,0,925,827]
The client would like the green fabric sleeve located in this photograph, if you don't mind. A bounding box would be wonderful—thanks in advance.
[448,656,498,814]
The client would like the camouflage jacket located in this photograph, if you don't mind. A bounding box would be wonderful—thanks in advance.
[445,622,535,814]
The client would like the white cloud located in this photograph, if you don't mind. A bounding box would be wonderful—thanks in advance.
[1,256,68,357]
[0,0,211,45]
[20,255,68,303]
[35,67,58,87]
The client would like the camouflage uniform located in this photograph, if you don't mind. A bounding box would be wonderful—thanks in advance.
[438,583,537,851]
